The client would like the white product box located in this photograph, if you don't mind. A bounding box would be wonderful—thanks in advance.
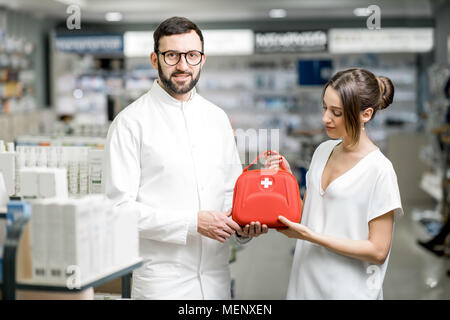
[46,200,65,283]
[39,168,68,199]
[87,195,108,276]
[0,152,16,196]
[0,171,8,209]
[20,168,39,198]
[62,198,92,285]
[30,195,139,287]
[78,149,89,195]
[88,149,104,194]
[110,205,139,267]
[106,206,121,268]
[104,205,115,271]
[30,199,50,281]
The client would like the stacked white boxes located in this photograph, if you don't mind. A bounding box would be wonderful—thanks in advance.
[30,195,139,286]
[0,145,105,198]
[20,167,68,199]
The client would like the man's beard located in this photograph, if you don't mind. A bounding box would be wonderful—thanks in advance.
[157,59,201,95]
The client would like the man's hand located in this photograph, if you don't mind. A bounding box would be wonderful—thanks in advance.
[240,221,269,238]
[198,210,243,243]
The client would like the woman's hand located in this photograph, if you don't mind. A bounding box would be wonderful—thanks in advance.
[277,216,314,241]
[264,151,292,174]
[278,213,396,266]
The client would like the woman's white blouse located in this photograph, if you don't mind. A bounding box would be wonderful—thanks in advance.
[286,139,403,300]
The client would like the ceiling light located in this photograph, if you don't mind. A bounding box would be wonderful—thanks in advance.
[105,12,123,22]
[353,8,371,17]
[269,9,287,18]
[73,89,83,99]
[54,0,86,5]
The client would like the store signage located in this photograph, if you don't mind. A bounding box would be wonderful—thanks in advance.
[203,30,254,55]
[328,28,434,53]
[124,30,253,57]
[124,31,154,57]
[55,34,123,54]
[255,31,327,53]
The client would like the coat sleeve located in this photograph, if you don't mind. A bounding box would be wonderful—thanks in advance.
[103,117,197,245]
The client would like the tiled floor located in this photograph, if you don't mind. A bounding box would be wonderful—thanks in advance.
[384,203,450,299]
[230,202,450,300]
[230,229,296,300]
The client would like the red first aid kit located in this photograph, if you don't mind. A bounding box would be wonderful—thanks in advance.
[232,151,302,229]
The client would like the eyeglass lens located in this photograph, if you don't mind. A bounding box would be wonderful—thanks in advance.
[163,51,202,66]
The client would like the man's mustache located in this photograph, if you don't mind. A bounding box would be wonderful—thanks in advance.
[171,72,192,77]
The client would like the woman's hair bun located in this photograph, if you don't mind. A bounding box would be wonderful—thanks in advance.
[377,76,394,110]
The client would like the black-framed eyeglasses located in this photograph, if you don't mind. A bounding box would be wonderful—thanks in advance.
[157,50,204,66]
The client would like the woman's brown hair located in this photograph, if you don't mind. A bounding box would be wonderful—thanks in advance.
[322,68,394,145]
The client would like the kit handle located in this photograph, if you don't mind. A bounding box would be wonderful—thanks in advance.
[243,150,287,172]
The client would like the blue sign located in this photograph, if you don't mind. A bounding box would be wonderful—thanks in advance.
[55,34,124,54]
[298,60,333,86]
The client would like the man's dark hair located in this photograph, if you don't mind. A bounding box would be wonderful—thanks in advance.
[153,16,204,52]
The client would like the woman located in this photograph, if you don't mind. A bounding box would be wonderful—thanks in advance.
[266,68,403,299]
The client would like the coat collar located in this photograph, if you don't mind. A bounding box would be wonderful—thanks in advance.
[150,79,196,108]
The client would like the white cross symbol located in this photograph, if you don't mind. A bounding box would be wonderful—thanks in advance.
[261,177,273,189]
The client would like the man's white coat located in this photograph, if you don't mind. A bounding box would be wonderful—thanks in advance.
[104,80,242,299]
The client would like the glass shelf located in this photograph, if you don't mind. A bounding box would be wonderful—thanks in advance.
[15,258,143,293]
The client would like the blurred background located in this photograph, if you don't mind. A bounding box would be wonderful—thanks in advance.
[0,0,449,300]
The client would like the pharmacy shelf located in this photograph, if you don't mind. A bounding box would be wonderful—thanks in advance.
[16,258,143,293]
[420,172,443,201]
[1,216,142,300]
